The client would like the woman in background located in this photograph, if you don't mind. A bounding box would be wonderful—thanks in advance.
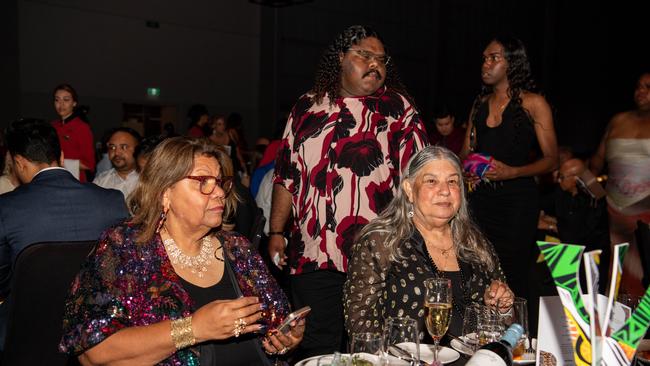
[460,36,557,301]
[51,84,95,182]
[210,115,247,178]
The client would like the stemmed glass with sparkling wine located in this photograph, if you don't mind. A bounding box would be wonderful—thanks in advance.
[423,277,452,363]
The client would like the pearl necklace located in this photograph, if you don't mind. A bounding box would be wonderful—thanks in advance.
[163,235,214,278]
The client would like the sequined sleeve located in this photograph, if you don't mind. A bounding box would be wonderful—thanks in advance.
[219,230,291,329]
[343,231,391,336]
[59,225,135,353]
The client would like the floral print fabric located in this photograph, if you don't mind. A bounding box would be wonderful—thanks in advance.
[274,87,428,274]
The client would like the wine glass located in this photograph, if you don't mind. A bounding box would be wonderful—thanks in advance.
[384,316,420,365]
[423,277,452,362]
[350,332,384,365]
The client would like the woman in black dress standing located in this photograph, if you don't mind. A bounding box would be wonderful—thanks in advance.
[460,36,558,303]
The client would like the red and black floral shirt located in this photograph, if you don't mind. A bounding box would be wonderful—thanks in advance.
[274,86,428,275]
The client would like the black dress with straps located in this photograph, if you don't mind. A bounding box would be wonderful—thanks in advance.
[468,99,539,300]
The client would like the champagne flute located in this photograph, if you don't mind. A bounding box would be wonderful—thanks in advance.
[423,277,452,362]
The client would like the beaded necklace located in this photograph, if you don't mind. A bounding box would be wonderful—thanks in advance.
[163,235,214,278]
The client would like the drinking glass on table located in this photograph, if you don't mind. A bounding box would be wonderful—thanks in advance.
[498,297,528,358]
[350,332,384,365]
[423,277,452,363]
[461,303,482,352]
[477,305,502,346]
[384,317,420,365]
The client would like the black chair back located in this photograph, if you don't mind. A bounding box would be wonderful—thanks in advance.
[1,241,95,366]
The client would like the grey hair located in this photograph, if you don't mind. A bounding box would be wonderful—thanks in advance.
[355,145,496,270]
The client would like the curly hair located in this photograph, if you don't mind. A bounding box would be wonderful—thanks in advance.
[471,36,537,118]
[311,25,411,105]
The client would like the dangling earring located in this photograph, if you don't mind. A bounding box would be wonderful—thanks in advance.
[156,207,168,233]
[407,210,414,218]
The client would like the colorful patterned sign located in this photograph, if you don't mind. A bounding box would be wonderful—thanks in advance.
[538,241,650,366]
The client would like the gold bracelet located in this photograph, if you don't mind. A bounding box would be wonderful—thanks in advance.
[170,316,196,350]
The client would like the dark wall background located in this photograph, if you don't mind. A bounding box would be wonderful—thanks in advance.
[8,0,262,143]
[259,0,647,156]
[4,0,647,156]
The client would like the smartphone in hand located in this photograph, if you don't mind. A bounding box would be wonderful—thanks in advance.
[276,306,311,334]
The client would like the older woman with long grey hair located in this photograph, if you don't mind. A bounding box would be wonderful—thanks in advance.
[343,146,513,340]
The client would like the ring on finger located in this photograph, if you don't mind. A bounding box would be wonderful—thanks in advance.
[278,346,289,355]
[233,318,247,338]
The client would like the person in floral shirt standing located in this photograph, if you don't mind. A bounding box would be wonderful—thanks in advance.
[268,25,428,359]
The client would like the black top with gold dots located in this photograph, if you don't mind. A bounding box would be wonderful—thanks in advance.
[344,229,506,341]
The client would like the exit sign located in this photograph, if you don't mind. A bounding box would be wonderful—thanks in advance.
[147,87,160,97]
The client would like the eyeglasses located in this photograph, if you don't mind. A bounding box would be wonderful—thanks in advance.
[184,175,234,195]
[348,48,391,66]
[107,143,133,152]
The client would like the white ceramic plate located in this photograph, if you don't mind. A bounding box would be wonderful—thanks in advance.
[397,342,460,364]
[295,353,389,366]
[449,338,474,356]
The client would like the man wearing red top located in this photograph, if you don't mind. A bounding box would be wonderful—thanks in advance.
[428,105,466,156]
[269,25,428,359]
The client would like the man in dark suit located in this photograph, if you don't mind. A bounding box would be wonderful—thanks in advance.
[0,119,128,345]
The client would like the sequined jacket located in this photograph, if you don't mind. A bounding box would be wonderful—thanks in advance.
[59,221,290,365]
[343,229,506,340]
